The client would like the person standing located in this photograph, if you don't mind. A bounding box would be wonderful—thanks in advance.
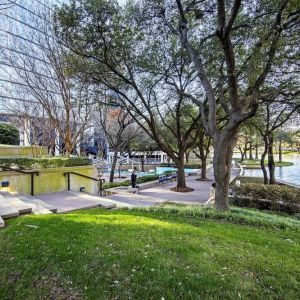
[131,167,137,188]
[205,182,216,205]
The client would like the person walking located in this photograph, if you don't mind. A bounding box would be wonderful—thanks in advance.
[131,167,137,188]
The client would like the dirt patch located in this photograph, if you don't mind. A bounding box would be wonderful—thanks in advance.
[31,272,82,300]
[170,187,194,192]
[6,272,21,284]
[195,178,213,181]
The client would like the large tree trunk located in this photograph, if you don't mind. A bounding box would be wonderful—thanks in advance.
[200,157,207,180]
[185,151,190,163]
[213,133,237,211]
[176,157,187,189]
[249,142,254,160]
[109,151,118,182]
[278,139,282,163]
[261,136,269,184]
[268,134,276,184]
[244,149,248,160]
[255,144,259,159]
[141,159,145,172]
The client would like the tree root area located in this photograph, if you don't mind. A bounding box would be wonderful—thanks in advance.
[195,178,213,181]
[170,187,194,192]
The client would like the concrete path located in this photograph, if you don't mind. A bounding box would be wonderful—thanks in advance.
[140,174,212,204]
[105,193,167,207]
[109,166,241,206]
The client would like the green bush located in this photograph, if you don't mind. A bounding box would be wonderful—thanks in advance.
[0,123,19,145]
[0,157,91,170]
[103,174,159,190]
[232,183,300,214]
[159,163,201,169]
[184,163,201,169]
[137,204,300,231]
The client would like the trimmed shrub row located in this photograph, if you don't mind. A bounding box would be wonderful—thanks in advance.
[160,163,201,169]
[232,183,300,214]
[0,157,92,170]
[103,174,159,190]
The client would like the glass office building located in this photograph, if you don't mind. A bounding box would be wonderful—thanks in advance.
[0,0,64,111]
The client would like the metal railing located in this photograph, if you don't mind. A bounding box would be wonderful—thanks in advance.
[0,166,39,196]
[63,172,105,196]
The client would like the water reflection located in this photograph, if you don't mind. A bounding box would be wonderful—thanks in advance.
[234,153,300,185]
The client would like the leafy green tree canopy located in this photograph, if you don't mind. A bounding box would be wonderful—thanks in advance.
[0,123,20,145]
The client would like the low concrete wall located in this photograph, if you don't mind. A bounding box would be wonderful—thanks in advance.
[0,145,48,158]
[0,166,99,195]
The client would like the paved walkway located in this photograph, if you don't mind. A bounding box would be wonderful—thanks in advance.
[110,166,241,206]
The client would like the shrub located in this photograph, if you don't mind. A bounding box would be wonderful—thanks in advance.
[0,157,91,170]
[232,183,300,214]
[0,123,19,145]
[159,163,201,169]
[103,174,159,189]
[184,163,201,169]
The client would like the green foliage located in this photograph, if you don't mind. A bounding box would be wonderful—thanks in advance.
[232,183,300,214]
[0,157,91,170]
[140,204,300,231]
[160,163,201,169]
[103,174,159,189]
[0,208,299,299]
[0,123,19,145]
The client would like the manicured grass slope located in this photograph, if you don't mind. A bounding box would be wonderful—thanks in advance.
[1,207,299,299]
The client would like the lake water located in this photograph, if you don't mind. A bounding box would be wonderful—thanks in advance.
[236,153,300,185]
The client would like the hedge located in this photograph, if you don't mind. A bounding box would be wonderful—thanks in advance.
[0,157,92,170]
[160,163,201,169]
[231,183,300,214]
[103,174,159,190]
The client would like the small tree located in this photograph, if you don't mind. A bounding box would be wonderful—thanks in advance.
[0,123,19,145]
[252,95,299,184]
[192,128,212,180]
[0,6,93,157]
[96,105,141,182]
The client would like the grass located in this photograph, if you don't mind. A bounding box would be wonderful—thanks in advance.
[1,206,300,299]
[238,159,294,169]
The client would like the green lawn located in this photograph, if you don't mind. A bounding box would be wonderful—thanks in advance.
[1,206,300,299]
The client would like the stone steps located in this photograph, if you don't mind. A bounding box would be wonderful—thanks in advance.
[10,192,55,214]
[0,191,33,219]
[0,191,34,227]
[0,190,119,227]
[35,191,118,213]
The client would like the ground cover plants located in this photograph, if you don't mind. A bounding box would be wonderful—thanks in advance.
[231,183,300,214]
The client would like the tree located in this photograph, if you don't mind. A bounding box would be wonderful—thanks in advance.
[3,95,56,157]
[159,0,299,210]
[0,123,19,145]
[0,5,93,156]
[96,105,141,182]
[56,2,202,191]
[192,128,212,180]
[252,91,300,184]
[236,124,256,161]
